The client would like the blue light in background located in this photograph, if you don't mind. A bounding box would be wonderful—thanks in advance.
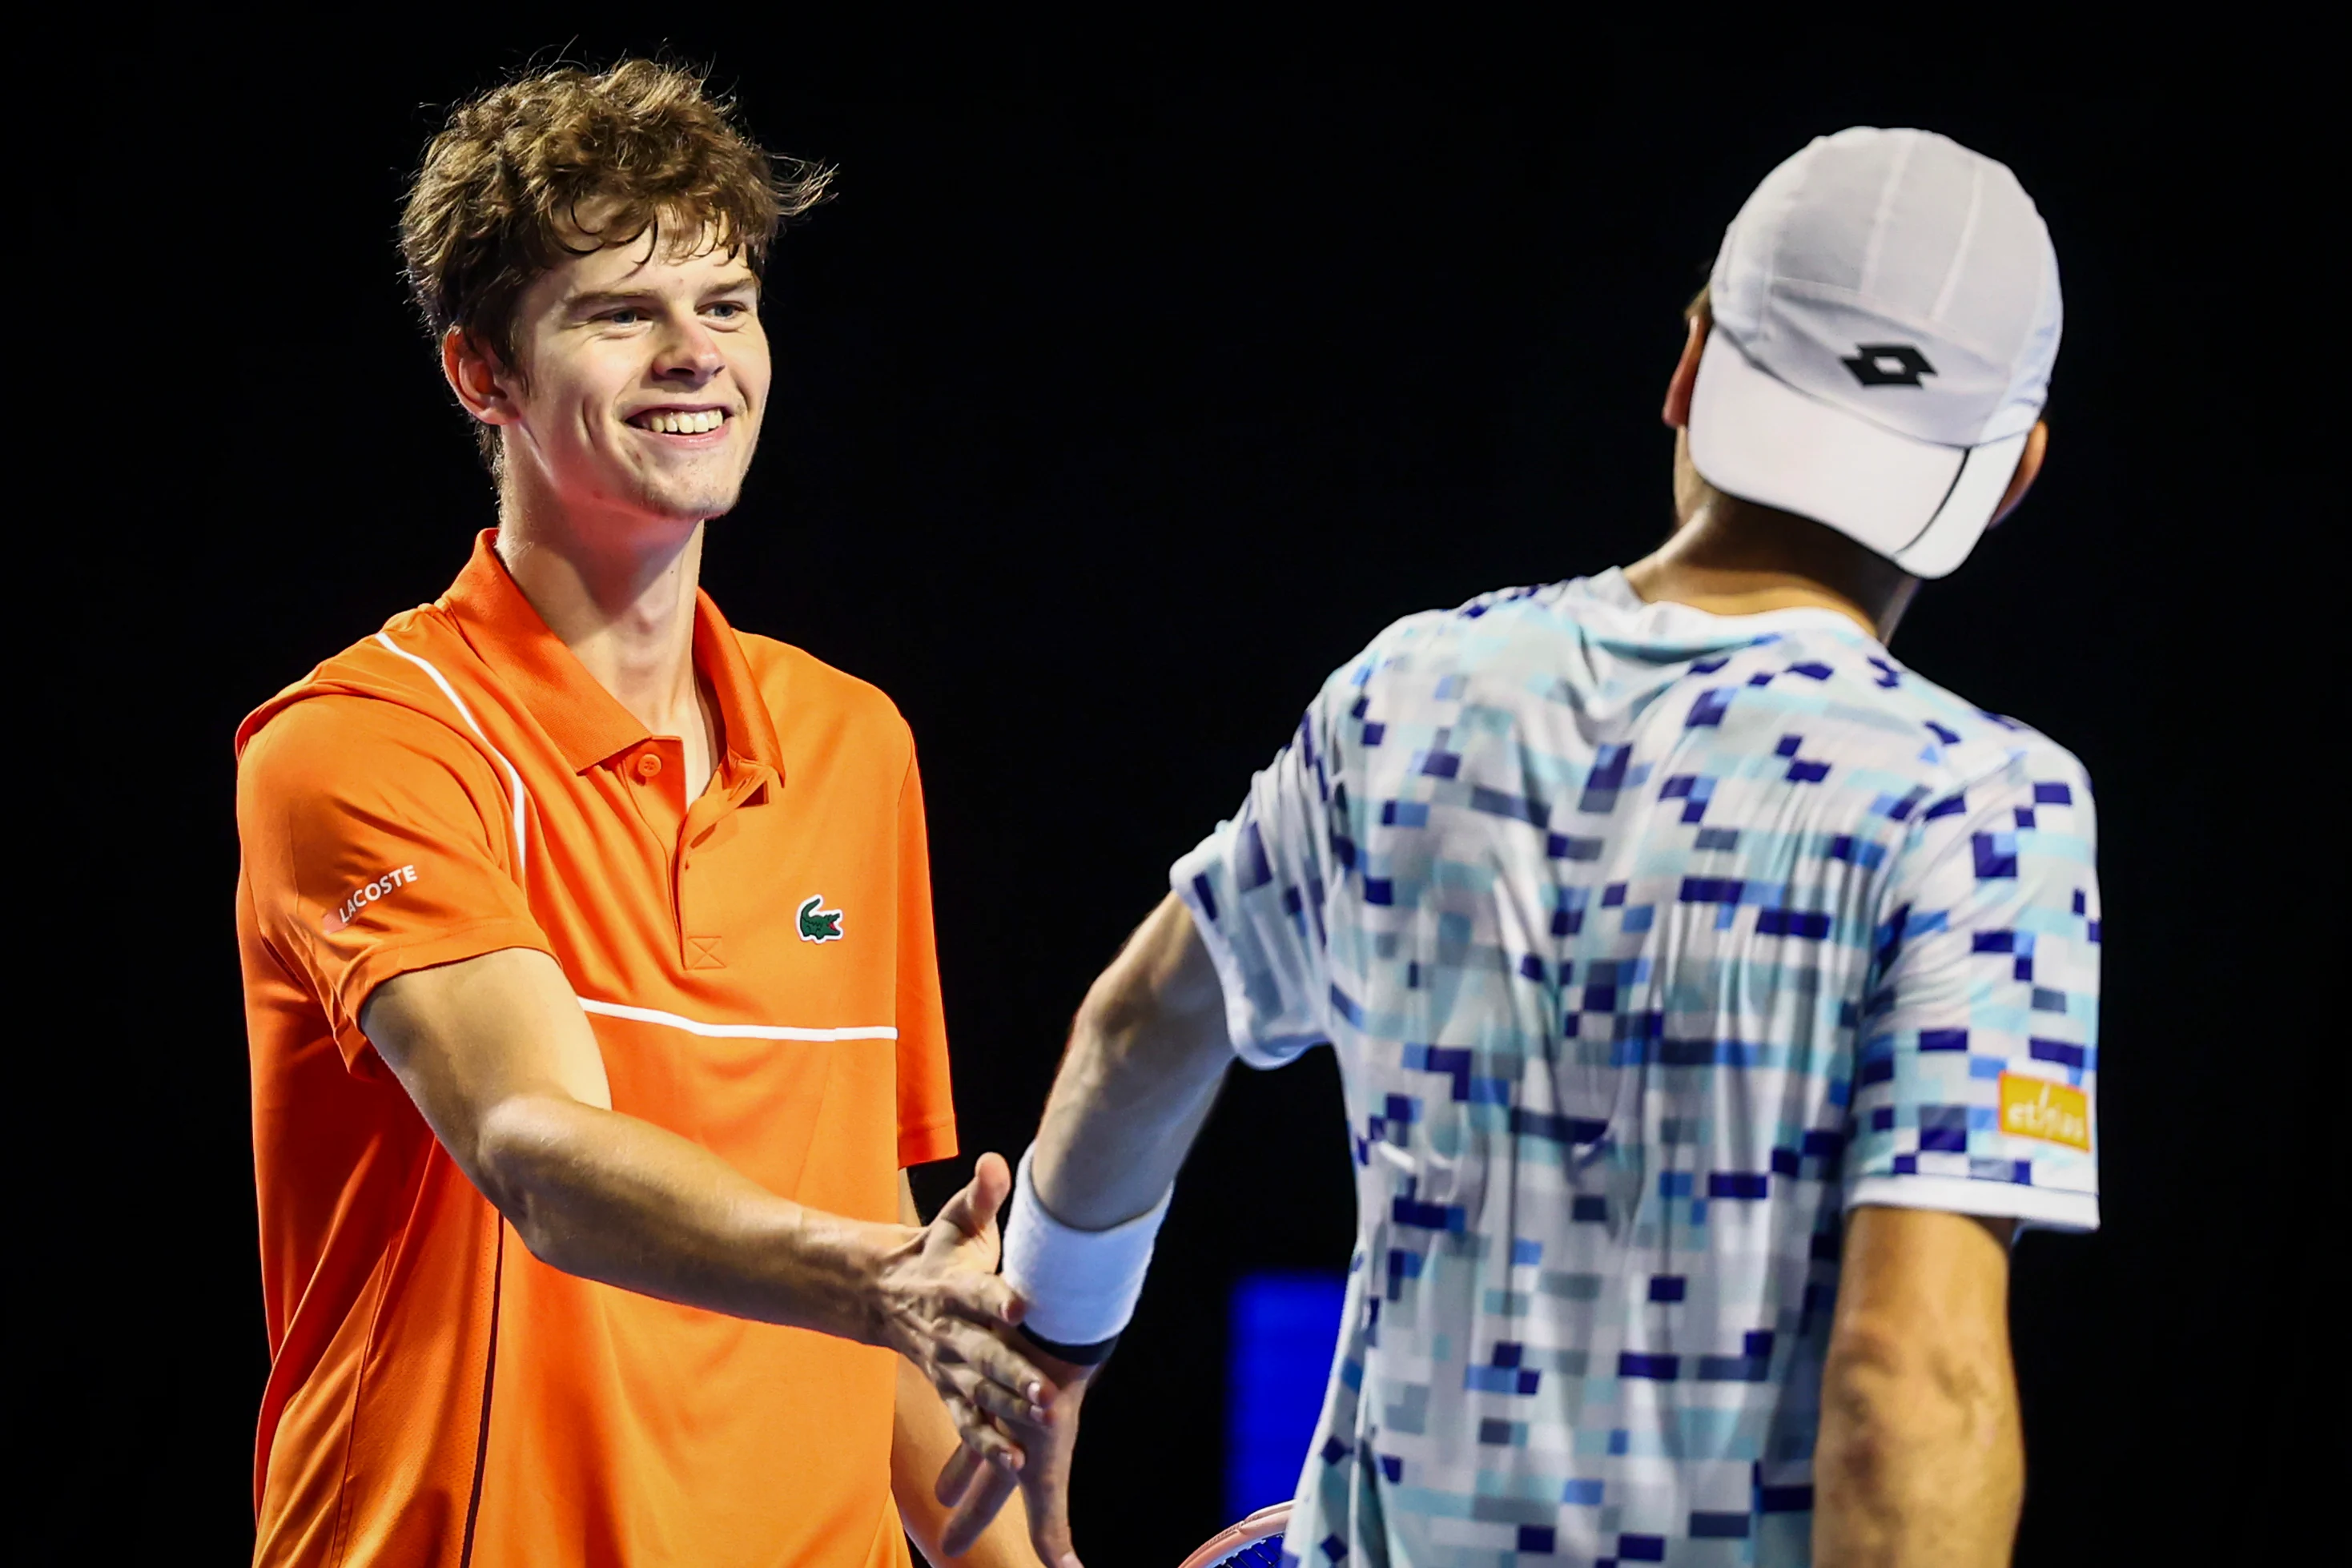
[1225,1271,1349,1522]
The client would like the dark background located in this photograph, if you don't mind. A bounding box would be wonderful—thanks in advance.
[64,18,2314,1565]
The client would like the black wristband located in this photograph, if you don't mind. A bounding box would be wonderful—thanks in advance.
[1017,1321,1120,1366]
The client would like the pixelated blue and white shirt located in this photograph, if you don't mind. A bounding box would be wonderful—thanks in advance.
[1172,570,2099,1568]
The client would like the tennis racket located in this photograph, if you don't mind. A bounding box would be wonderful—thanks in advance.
[1178,1502,1291,1567]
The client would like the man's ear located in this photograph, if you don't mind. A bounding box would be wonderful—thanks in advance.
[1663,314,1708,430]
[442,328,522,430]
[1988,420,2049,529]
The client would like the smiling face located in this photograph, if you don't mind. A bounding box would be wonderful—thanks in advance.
[448,223,770,528]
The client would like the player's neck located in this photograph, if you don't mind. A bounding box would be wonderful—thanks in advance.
[493,480,710,745]
[1624,484,1916,642]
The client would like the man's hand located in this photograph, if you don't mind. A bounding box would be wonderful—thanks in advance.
[922,893,1240,1567]
[933,1345,1092,1568]
[892,1172,1054,1567]
[875,1153,1056,1474]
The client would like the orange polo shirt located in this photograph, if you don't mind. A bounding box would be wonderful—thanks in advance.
[235,531,956,1568]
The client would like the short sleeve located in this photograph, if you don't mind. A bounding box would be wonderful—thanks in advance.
[236,696,554,1071]
[891,748,958,1167]
[1171,696,1341,1069]
[1847,754,2101,1232]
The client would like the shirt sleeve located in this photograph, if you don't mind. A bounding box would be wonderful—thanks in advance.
[1170,692,1345,1070]
[1847,753,2101,1232]
[891,746,959,1167]
[236,695,555,1072]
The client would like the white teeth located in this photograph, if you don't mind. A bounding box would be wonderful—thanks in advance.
[638,409,725,434]
[639,411,719,435]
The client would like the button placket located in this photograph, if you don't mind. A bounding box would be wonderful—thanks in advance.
[677,787,733,968]
[670,758,766,970]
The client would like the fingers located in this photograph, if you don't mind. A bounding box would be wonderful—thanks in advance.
[1024,1469,1081,1567]
[927,1319,1050,1432]
[939,1451,1019,1559]
[938,1268,1027,1332]
[952,1358,1048,1428]
[971,1148,1012,1210]
[934,1150,1012,1243]
[939,1387,1025,1474]
[1026,1477,1074,1560]
[932,1434,989,1509]
[1022,1424,1083,1568]
[938,1317,1052,1416]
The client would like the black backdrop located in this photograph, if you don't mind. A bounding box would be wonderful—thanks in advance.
[64,19,2315,1566]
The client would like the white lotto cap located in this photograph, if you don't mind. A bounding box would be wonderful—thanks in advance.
[1690,127,2062,577]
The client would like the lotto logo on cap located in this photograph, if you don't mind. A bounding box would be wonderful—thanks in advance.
[1689,127,2063,577]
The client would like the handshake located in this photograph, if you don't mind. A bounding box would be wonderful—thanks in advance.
[880,1150,1135,1568]
[876,897,1229,1567]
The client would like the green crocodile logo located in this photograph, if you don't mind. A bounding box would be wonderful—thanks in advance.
[797,895,845,944]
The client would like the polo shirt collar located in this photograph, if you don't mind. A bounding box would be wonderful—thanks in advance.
[440,529,783,778]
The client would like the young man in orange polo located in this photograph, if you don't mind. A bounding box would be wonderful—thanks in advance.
[234,62,1054,1568]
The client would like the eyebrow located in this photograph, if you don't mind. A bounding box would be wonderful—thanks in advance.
[562,275,761,314]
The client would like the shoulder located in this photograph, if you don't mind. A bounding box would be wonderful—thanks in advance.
[237,609,506,810]
[1832,645,2092,804]
[1688,624,2089,799]
[235,605,478,754]
[1738,641,2099,874]
[1323,581,1577,695]
[238,694,507,818]
[731,629,916,759]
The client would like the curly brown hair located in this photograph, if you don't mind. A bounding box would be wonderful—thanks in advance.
[400,59,832,465]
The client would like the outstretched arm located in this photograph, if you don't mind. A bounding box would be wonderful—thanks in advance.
[1030,893,1235,1228]
[1814,1205,2024,1566]
[360,946,1051,1470]
[937,894,1236,1564]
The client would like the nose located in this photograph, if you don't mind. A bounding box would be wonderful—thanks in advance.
[650,312,724,387]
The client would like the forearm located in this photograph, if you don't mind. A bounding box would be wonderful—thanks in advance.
[1813,1321,2024,1565]
[1030,1015,1221,1228]
[360,947,1035,1430]
[474,1092,908,1345]
[1030,895,1232,1226]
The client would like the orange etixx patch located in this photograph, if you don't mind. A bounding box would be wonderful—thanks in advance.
[1998,1071,2091,1152]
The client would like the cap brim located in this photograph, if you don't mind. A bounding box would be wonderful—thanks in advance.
[1688,332,2028,579]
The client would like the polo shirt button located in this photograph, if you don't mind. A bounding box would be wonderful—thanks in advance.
[636,754,663,780]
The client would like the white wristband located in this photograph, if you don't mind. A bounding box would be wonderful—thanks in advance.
[999,1144,1172,1348]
